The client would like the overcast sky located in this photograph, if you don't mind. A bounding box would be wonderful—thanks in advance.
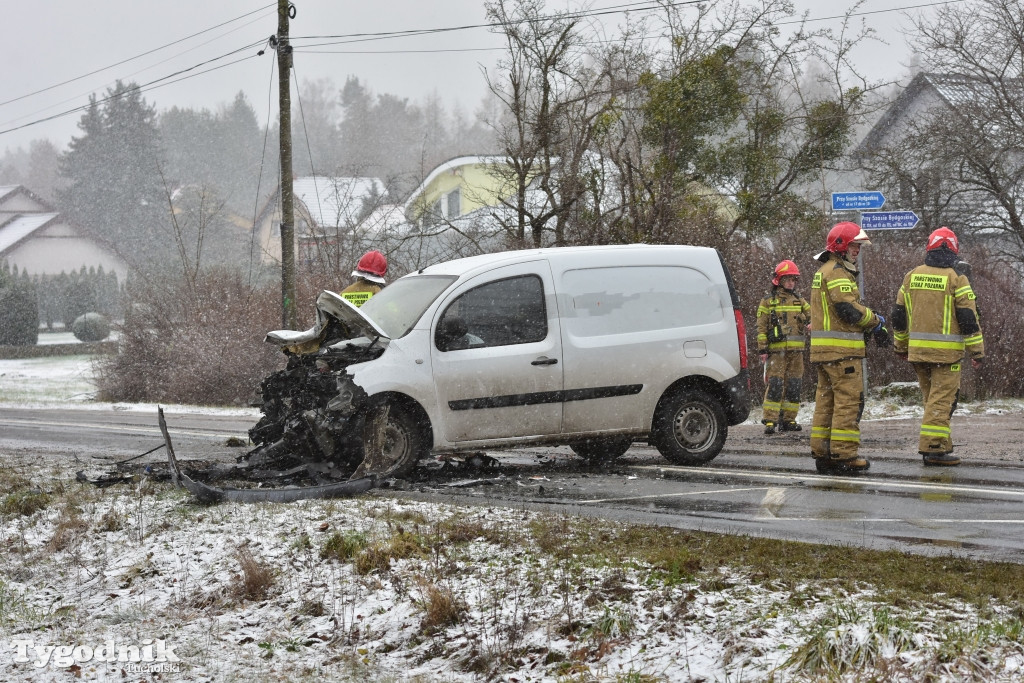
[0,0,938,154]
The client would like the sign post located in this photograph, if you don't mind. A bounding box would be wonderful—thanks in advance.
[860,211,919,230]
[831,191,886,211]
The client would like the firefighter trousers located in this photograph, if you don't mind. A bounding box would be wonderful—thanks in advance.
[762,350,804,424]
[810,359,865,460]
[912,361,961,455]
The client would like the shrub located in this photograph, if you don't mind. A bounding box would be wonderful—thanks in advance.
[94,266,284,406]
[71,312,111,342]
[0,263,39,346]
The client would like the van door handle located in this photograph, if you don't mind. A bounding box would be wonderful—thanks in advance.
[531,357,558,366]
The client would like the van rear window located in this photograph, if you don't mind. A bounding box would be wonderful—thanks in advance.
[561,266,723,337]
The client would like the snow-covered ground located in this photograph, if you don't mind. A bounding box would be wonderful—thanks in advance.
[4,353,1024,681]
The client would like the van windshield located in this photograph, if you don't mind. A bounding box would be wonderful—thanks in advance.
[360,275,457,338]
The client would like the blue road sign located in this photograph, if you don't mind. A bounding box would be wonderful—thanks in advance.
[860,210,919,230]
[832,191,886,211]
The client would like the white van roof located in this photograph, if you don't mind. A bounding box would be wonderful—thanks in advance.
[412,244,720,280]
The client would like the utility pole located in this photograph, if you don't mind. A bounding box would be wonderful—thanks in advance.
[277,0,297,328]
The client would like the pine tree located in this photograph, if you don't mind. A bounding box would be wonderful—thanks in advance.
[57,81,166,267]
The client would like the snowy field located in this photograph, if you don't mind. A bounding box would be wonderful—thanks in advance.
[4,354,1024,681]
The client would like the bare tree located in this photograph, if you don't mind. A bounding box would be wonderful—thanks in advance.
[861,0,1024,264]
[483,0,617,247]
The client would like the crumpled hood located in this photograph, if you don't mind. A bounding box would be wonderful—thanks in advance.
[265,290,390,346]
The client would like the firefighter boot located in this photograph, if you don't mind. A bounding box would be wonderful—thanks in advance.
[815,456,870,475]
[780,421,802,432]
[921,450,961,467]
[764,422,776,435]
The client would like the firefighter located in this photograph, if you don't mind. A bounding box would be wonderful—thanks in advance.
[809,222,885,474]
[756,260,811,434]
[340,250,387,307]
[891,227,984,466]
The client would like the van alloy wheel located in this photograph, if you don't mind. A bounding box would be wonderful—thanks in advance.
[652,388,728,466]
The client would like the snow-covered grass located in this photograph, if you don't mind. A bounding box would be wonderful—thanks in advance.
[4,471,1024,682]
[0,355,98,403]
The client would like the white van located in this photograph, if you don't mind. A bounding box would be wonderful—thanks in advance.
[265,245,751,475]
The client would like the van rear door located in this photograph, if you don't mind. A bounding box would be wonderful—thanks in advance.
[430,260,564,443]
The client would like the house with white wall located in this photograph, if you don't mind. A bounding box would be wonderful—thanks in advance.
[0,185,127,278]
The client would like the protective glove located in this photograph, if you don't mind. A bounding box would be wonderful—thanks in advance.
[759,353,768,364]
[872,314,886,333]
[972,358,983,369]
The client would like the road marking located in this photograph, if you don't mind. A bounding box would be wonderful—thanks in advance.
[757,487,787,518]
[633,465,1024,499]
[578,486,768,504]
[759,518,1024,524]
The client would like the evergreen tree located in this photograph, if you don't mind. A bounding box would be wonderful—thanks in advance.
[57,81,166,268]
[0,262,39,345]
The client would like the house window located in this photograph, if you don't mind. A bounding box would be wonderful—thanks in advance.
[446,188,461,218]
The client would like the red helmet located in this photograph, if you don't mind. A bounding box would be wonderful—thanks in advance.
[927,226,958,254]
[826,221,871,254]
[353,250,387,283]
[772,260,800,286]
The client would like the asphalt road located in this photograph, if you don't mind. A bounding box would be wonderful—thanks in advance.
[3,405,1023,563]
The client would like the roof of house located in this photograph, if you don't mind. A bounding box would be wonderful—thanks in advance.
[293,176,383,228]
[857,72,1024,155]
[0,212,59,255]
[403,156,505,214]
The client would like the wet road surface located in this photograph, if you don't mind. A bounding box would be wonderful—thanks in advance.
[3,406,1023,562]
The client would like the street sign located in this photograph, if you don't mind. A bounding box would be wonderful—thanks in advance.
[832,191,885,211]
[860,210,919,230]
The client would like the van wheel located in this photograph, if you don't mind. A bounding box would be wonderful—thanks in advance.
[355,404,430,479]
[652,388,727,465]
[569,436,633,463]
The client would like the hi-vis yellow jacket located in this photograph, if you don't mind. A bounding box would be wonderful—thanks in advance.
[809,255,881,363]
[756,288,810,353]
[891,264,984,363]
[338,279,382,308]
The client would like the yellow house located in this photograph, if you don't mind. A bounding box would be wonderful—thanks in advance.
[404,156,519,227]
[403,155,738,235]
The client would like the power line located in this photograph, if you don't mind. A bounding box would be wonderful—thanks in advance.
[0,0,971,140]
[774,0,968,26]
[0,42,265,138]
[0,3,276,109]
[293,0,968,54]
[290,0,704,49]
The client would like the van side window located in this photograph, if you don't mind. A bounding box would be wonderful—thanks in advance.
[562,265,722,337]
[436,275,547,351]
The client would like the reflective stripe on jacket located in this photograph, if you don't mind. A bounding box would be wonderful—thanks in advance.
[809,256,880,362]
[756,288,810,352]
[892,264,984,363]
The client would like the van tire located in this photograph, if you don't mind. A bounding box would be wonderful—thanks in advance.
[569,436,633,463]
[652,388,727,465]
[355,404,429,479]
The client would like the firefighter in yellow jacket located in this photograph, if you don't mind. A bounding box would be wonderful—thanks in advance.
[891,227,983,466]
[339,250,387,307]
[756,260,811,434]
[809,222,885,474]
